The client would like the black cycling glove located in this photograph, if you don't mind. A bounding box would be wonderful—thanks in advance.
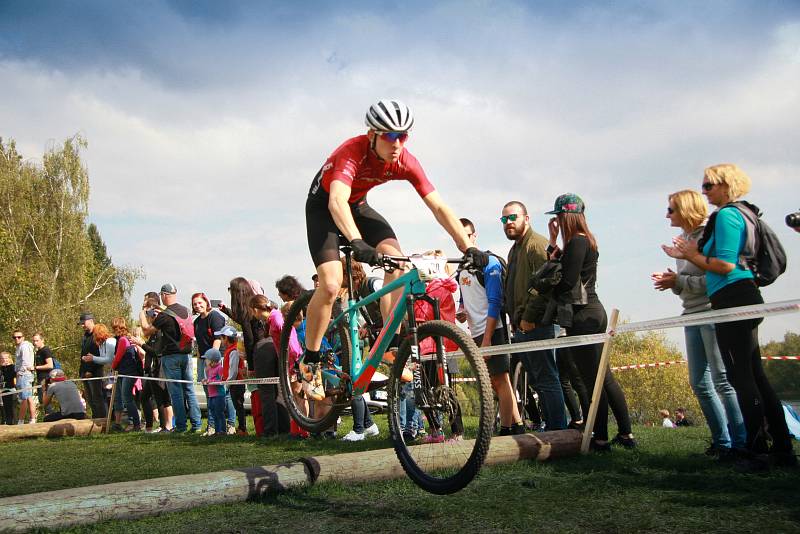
[464,247,489,270]
[350,239,382,266]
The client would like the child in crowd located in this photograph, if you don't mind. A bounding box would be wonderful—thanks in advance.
[282,301,312,439]
[216,326,248,435]
[202,348,226,436]
[0,352,16,425]
[660,409,676,428]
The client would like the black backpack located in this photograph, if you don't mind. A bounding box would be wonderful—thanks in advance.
[723,201,787,287]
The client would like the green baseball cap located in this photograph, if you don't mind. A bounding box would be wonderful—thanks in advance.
[546,193,585,214]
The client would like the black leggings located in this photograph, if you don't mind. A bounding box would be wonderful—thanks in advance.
[0,393,15,424]
[229,384,247,432]
[711,279,792,454]
[253,338,288,436]
[567,302,632,441]
[140,379,171,429]
[556,349,588,422]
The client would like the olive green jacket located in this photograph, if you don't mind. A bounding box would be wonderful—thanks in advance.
[504,227,550,329]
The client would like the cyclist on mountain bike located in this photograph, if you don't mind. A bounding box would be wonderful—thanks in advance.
[303,99,488,366]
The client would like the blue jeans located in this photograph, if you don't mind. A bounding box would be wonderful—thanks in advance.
[398,382,424,433]
[113,376,140,426]
[208,395,226,433]
[514,324,567,430]
[685,324,746,449]
[225,390,236,427]
[352,395,374,433]
[161,353,201,432]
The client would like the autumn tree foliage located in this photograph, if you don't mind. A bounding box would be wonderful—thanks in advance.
[0,135,141,376]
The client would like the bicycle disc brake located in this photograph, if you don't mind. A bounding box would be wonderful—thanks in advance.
[431,385,460,420]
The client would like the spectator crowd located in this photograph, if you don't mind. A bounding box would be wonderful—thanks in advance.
[0,163,795,471]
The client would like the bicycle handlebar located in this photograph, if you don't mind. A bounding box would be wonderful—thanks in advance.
[374,254,472,273]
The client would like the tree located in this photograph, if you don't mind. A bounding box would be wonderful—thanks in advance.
[761,332,800,399]
[610,329,702,426]
[0,135,142,377]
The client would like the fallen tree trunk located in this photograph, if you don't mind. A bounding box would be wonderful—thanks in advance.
[0,418,106,442]
[0,430,580,531]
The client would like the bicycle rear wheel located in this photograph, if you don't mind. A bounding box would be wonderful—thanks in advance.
[278,290,351,433]
[387,320,493,494]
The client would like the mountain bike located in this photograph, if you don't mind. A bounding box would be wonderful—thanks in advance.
[279,247,493,494]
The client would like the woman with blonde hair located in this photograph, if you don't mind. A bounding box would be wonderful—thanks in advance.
[667,164,794,470]
[654,189,745,457]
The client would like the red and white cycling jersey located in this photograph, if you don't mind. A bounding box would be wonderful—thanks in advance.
[309,135,435,203]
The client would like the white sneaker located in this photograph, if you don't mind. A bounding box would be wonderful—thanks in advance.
[201,427,216,437]
[226,425,236,435]
[341,430,365,442]
[364,423,379,437]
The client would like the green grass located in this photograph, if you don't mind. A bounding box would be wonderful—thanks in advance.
[2,419,799,533]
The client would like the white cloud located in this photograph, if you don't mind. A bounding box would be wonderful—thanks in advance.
[1,2,799,347]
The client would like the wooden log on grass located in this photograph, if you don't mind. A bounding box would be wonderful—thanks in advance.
[0,418,107,442]
[306,429,582,483]
[0,430,581,531]
[0,461,315,532]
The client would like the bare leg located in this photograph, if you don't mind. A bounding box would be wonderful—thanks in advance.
[491,373,521,427]
[162,405,174,430]
[18,400,27,422]
[375,238,403,332]
[305,260,344,352]
[291,381,309,416]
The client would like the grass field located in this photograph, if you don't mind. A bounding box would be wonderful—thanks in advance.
[1,418,799,533]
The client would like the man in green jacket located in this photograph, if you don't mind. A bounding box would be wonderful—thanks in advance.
[502,200,567,430]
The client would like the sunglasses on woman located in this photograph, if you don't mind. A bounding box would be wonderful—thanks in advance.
[701,182,716,191]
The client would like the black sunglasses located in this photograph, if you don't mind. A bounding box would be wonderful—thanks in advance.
[701,182,715,191]
[667,207,675,214]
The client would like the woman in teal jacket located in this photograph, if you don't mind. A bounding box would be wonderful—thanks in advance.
[667,164,794,471]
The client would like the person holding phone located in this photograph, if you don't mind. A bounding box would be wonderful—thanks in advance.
[192,292,226,435]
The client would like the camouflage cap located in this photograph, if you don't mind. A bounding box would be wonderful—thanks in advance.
[546,193,585,214]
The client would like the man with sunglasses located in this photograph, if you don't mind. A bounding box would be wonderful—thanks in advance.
[501,201,568,431]
[302,99,487,368]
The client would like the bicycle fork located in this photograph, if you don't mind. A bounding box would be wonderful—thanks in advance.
[404,293,450,435]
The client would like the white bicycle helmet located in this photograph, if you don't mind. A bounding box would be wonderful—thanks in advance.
[365,99,414,133]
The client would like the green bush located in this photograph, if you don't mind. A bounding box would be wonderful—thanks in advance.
[610,329,702,426]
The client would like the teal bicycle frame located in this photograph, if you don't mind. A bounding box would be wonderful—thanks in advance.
[319,254,433,397]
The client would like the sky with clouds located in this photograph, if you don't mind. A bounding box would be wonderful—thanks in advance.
[1,0,799,350]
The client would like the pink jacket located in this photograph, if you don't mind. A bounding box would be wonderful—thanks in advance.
[206,362,225,397]
[414,278,458,354]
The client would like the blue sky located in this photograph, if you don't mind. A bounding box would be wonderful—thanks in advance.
[1,1,799,350]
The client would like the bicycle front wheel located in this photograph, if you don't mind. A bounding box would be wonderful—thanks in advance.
[387,320,493,494]
[278,290,351,433]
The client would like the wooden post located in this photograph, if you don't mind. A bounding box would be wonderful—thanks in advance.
[580,308,620,454]
[0,418,107,442]
[0,431,581,531]
[105,372,118,433]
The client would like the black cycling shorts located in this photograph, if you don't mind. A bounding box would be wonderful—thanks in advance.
[306,177,397,267]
